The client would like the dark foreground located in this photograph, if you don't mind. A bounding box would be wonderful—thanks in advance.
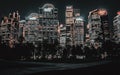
[32,60,120,75]
[0,59,120,75]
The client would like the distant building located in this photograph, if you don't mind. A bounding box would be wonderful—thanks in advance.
[24,13,40,44]
[65,6,74,46]
[74,9,85,46]
[98,9,110,42]
[39,3,59,44]
[87,9,110,48]
[19,20,26,43]
[65,6,84,46]
[113,12,120,44]
[0,11,20,48]
[59,24,66,47]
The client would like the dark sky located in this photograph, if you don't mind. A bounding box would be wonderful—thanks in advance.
[0,0,120,24]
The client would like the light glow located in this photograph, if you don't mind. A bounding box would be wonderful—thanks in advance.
[117,11,120,15]
[29,17,37,20]
[98,9,107,16]
[75,17,83,21]
[44,8,53,12]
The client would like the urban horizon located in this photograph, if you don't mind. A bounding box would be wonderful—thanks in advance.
[0,3,120,61]
[0,1,120,75]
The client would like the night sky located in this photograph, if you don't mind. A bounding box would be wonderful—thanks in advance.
[0,0,120,24]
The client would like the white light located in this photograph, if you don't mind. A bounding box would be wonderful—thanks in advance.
[60,24,63,27]
[75,17,83,21]
[44,8,53,12]
[19,20,26,23]
[29,17,37,20]
[66,6,73,9]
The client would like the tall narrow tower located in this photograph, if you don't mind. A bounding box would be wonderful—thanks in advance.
[65,6,74,46]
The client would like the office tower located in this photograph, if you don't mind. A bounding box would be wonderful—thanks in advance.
[24,13,40,44]
[74,9,84,46]
[59,24,66,47]
[19,20,26,43]
[65,6,74,46]
[113,11,120,44]
[87,9,110,48]
[39,3,59,44]
[65,6,84,46]
[0,11,20,48]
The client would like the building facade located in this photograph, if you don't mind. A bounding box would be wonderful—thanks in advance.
[98,9,110,42]
[65,6,84,46]
[87,9,110,48]
[58,24,66,47]
[24,13,40,44]
[65,6,74,46]
[19,20,26,43]
[39,3,59,44]
[113,12,120,44]
[0,11,20,48]
[74,9,84,46]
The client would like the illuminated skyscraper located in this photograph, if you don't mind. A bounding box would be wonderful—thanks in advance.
[24,13,40,43]
[39,3,59,44]
[113,11,120,44]
[87,9,110,48]
[65,6,84,46]
[74,9,85,46]
[0,11,20,48]
[58,24,66,47]
[19,20,26,43]
[98,9,110,42]
[65,6,74,46]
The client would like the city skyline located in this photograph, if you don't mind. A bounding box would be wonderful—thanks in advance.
[0,1,120,59]
[0,1,120,75]
[0,3,120,48]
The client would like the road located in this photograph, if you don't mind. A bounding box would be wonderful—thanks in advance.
[0,59,118,75]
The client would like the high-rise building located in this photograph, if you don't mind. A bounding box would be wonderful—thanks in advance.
[87,9,102,47]
[65,6,84,46]
[0,11,20,48]
[65,6,74,46]
[24,13,40,44]
[39,3,59,44]
[74,9,84,46]
[113,11,120,44]
[19,20,26,43]
[87,9,110,48]
[58,24,66,47]
[98,9,110,42]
